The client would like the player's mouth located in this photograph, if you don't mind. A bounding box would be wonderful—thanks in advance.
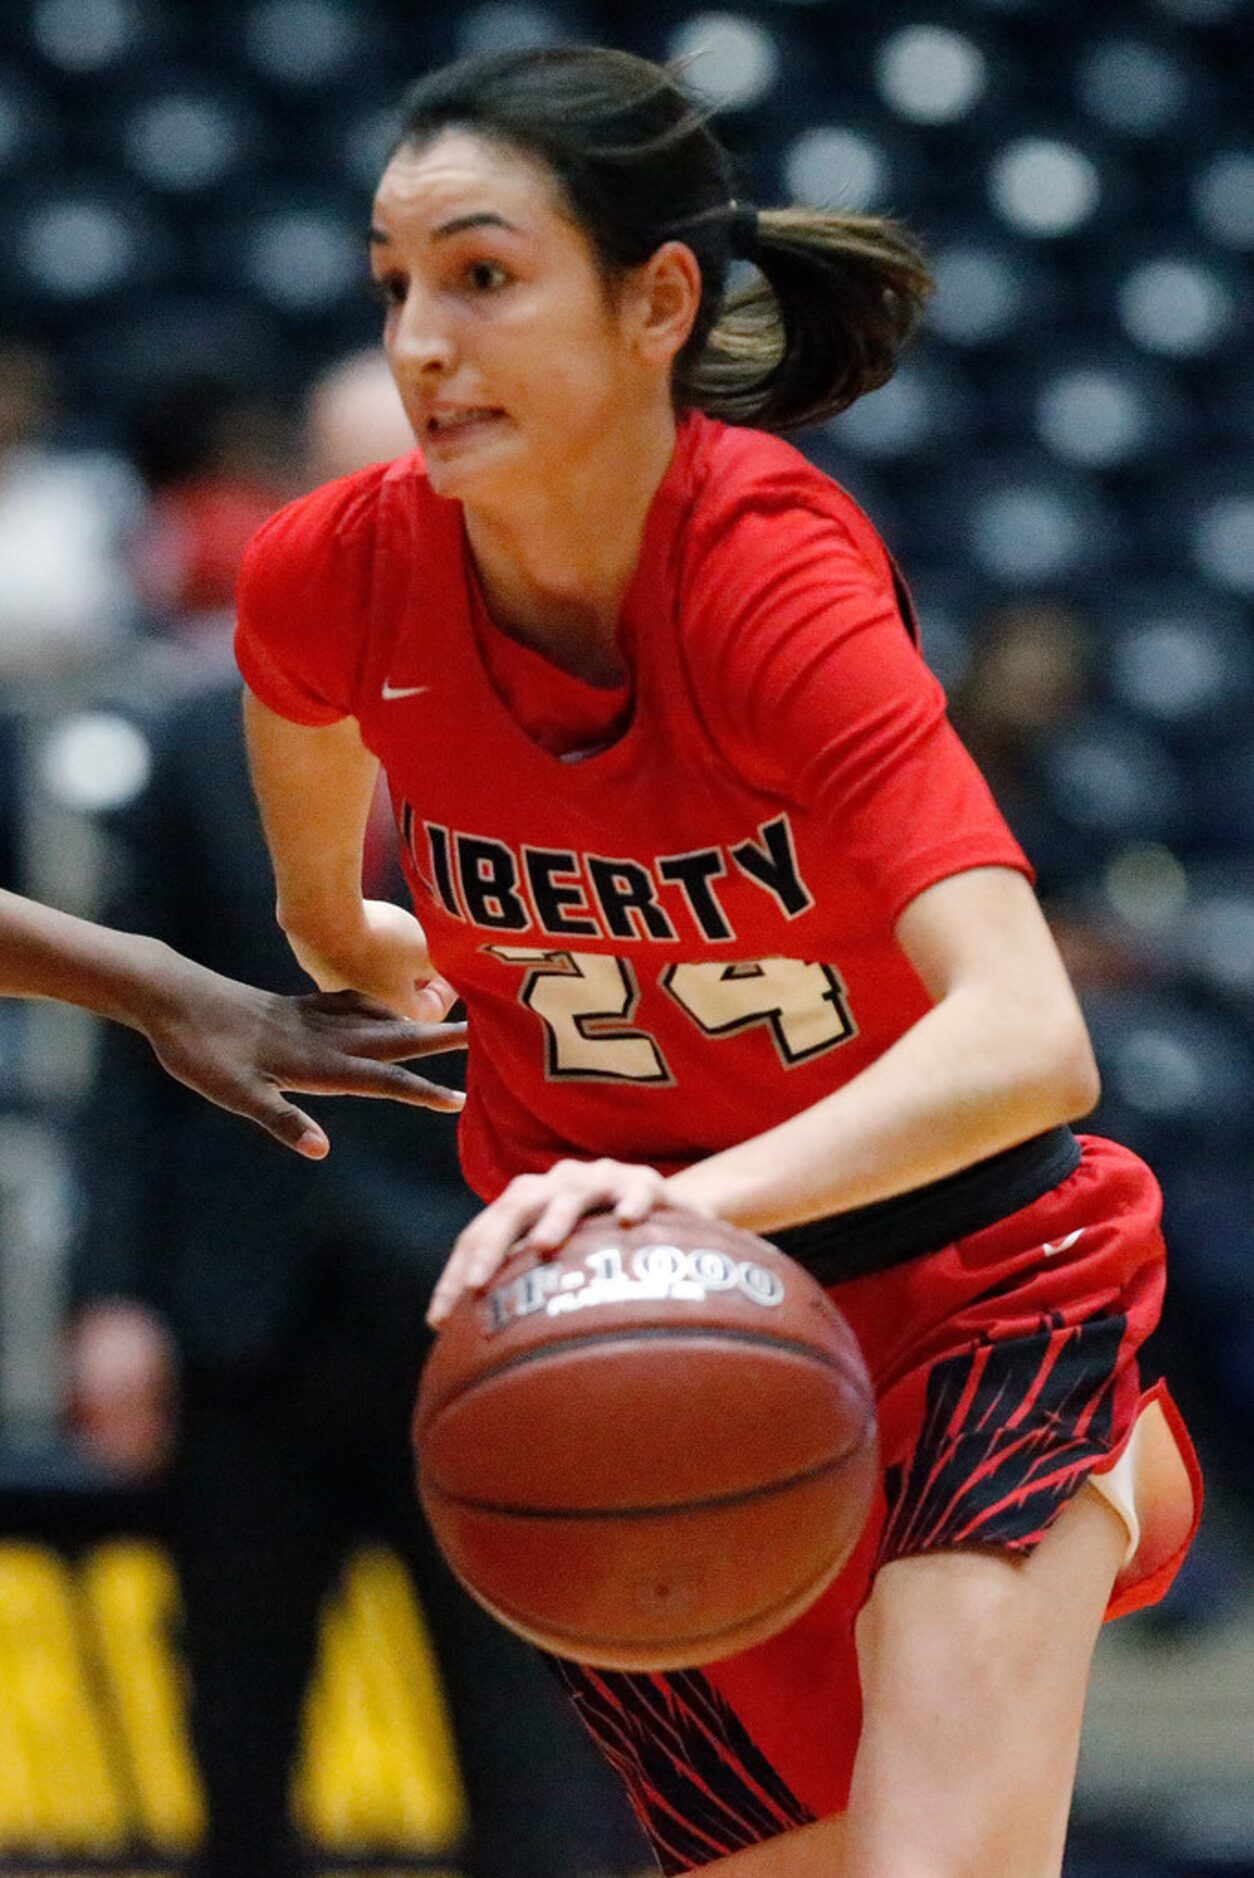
[426,405,508,447]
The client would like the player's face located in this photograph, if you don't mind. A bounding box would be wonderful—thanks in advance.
[370,132,651,502]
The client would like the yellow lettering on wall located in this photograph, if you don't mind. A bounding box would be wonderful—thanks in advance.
[296,1546,466,1853]
[79,1542,205,1850]
[0,1546,127,1849]
[0,1541,464,1860]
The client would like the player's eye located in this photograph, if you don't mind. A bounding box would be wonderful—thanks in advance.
[370,273,408,309]
[464,259,510,293]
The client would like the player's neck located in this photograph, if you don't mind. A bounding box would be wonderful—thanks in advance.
[462,403,677,687]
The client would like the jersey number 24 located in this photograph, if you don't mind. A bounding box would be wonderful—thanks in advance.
[486,948,857,1083]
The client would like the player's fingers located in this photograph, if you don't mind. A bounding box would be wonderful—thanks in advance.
[427,1260,473,1328]
[445,1207,523,1276]
[429,1197,541,1324]
[431,1171,563,1322]
[460,1210,537,1287]
[412,976,459,1022]
[614,1174,664,1224]
[462,1168,613,1278]
[341,1020,469,1061]
[309,1060,466,1110]
[524,1187,601,1252]
[428,1243,502,1326]
[248,1090,330,1159]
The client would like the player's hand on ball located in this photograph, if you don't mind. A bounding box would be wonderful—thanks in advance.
[428,1158,690,1328]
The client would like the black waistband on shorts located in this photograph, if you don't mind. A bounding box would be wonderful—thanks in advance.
[770,1125,1082,1288]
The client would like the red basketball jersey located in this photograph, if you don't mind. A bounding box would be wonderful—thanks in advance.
[236,413,1028,1199]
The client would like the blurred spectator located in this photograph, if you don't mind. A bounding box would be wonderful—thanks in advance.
[949,597,1147,994]
[0,343,143,679]
[129,372,294,635]
[950,598,1094,891]
[65,356,648,1878]
[126,350,411,648]
[303,346,416,485]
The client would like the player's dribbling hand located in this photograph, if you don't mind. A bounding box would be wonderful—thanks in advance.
[427,1157,697,1328]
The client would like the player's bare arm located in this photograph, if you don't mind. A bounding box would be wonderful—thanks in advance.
[0,886,465,1156]
[243,690,457,1023]
[668,863,1100,1231]
[428,865,1098,1323]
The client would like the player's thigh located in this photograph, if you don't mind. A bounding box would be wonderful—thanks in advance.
[844,1485,1127,1878]
[699,1815,845,1874]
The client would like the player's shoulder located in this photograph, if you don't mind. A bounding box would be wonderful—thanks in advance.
[682,413,892,582]
[238,451,431,617]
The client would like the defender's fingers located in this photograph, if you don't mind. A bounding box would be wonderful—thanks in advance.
[336,1020,469,1061]
[311,1060,466,1109]
[249,1091,330,1159]
[305,989,401,1022]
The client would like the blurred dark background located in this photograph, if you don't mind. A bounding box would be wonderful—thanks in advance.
[0,0,1250,1872]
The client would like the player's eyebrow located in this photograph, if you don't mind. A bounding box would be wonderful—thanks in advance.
[368,212,522,246]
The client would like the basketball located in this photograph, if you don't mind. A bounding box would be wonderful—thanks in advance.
[414,1208,877,1672]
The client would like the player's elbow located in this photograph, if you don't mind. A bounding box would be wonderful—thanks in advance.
[1028,1001,1102,1125]
[977,977,1101,1130]
[1055,1021,1102,1121]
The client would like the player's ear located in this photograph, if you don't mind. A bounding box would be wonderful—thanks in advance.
[625,241,702,370]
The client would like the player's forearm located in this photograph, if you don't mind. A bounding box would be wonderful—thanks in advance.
[0,890,179,1030]
[275,868,371,960]
[241,688,377,963]
[282,916,376,993]
[666,981,1098,1235]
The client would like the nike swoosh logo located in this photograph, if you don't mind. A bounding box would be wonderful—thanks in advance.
[381,680,431,701]
[1041,1229,1085,1256]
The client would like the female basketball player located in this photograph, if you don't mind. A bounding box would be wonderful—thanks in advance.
[234,47,1200,1875]
[0,886,464,1154]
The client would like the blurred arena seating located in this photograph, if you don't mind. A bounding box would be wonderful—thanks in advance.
[0,0,1250,1870]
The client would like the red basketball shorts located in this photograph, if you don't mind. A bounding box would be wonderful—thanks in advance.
[551,1134,1202,1874]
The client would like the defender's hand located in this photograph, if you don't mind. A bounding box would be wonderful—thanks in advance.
[144,972,467,1157]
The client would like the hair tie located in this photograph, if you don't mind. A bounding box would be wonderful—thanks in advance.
[728,199,760,254]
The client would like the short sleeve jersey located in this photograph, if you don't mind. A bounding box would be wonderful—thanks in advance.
[236,413,1029,1200]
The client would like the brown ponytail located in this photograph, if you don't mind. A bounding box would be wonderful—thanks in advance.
[683,207,933,431]
[396,46,934,435]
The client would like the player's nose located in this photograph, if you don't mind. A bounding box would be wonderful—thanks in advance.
[389,286,456,377]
